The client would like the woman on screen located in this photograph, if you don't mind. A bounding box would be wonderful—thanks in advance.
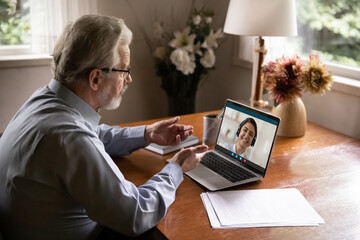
[224,117,257,158]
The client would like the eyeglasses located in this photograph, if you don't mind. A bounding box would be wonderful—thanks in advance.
[101,68,131,79]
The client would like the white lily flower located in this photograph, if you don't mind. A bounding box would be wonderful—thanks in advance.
[170,49,196,75]
[200,48,216,68]
[205,17,212,24]
[202,28,224,49]
[169,27,196,52]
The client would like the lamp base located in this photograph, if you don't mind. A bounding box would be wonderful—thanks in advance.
[252,99,269,108]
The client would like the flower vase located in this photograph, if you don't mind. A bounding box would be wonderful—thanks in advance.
[162,70,200,116]
[271,97,307,137]
[167,94,195,116]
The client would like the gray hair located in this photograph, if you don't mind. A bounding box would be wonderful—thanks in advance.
[52,14,133,86]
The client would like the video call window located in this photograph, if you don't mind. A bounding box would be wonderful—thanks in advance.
[217,105,278,170]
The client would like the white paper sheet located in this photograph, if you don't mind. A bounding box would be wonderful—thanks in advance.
[201,188,325,229]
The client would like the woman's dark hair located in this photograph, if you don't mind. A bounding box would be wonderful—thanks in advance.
[236,118,257,147]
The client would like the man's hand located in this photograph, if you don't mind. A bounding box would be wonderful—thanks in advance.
[145,116,194,146]
[172,145,208,173]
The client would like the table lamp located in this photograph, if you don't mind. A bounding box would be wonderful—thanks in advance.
[224,0,298,107]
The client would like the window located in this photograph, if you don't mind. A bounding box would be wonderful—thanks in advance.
[286,0,360,80]
[0,0,97,57]
[0,0,31,55]
[237,0,360,81]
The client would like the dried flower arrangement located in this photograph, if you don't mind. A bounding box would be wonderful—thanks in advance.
[262,55,334,105]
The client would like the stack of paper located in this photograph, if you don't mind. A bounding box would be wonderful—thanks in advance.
[201,188,325,229]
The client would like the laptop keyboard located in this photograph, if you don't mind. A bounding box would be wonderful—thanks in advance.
[200,152,256,183]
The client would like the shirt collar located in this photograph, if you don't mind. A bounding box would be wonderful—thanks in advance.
[48,79,101,129]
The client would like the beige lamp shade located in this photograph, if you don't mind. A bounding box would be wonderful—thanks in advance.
[224,0,298,37]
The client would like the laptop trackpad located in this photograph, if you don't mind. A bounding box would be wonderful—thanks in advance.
[185,164,231,191]
[186,164,211,178]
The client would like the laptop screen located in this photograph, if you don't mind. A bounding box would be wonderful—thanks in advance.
[215,99,280,176]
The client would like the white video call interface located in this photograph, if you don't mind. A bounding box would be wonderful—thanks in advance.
[217,103,278,170]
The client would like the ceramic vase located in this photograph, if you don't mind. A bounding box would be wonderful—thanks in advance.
[271,97,307,137]
[167,94,195,116]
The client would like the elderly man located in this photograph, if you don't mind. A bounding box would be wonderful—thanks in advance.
[0,15,208,240]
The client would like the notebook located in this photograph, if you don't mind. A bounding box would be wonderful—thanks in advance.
[145,135,199,155]
[186,99,280,191]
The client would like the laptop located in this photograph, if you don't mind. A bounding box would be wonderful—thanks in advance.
[186,99,280,191]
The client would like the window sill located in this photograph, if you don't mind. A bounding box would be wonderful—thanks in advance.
[0,54,52,69]
[331,75,360,97]
[235,64,360,98]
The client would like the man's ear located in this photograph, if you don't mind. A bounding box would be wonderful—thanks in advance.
[88,69,103,91]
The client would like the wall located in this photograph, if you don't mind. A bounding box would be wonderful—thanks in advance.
[0,0,358,138]
[96,0,251,126]
[0,60,52,132]
[302,82,360,138]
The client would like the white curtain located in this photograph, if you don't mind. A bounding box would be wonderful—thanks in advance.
[238,36,297,64]
[30,0,97,54]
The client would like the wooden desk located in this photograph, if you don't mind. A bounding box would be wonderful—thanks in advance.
[115,111,360,240]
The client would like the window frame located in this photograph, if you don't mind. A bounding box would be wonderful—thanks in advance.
[0,45,32,56]
[325,61,360,81]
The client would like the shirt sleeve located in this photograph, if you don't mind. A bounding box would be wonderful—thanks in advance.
[59,132,184,236]
[96,124,147,157]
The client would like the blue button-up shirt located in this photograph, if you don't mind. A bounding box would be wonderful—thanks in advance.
[0,79,183,240]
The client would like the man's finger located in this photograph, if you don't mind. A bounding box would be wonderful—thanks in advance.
[177,124,193,131]
[179,129,193,141]
[174,134,181,145]
[162,116,180,126]
[191,145,209,154]
[180,127,194,133]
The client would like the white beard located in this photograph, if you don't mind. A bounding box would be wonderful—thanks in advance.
[101,85,128,110]
[103,95,122,110]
